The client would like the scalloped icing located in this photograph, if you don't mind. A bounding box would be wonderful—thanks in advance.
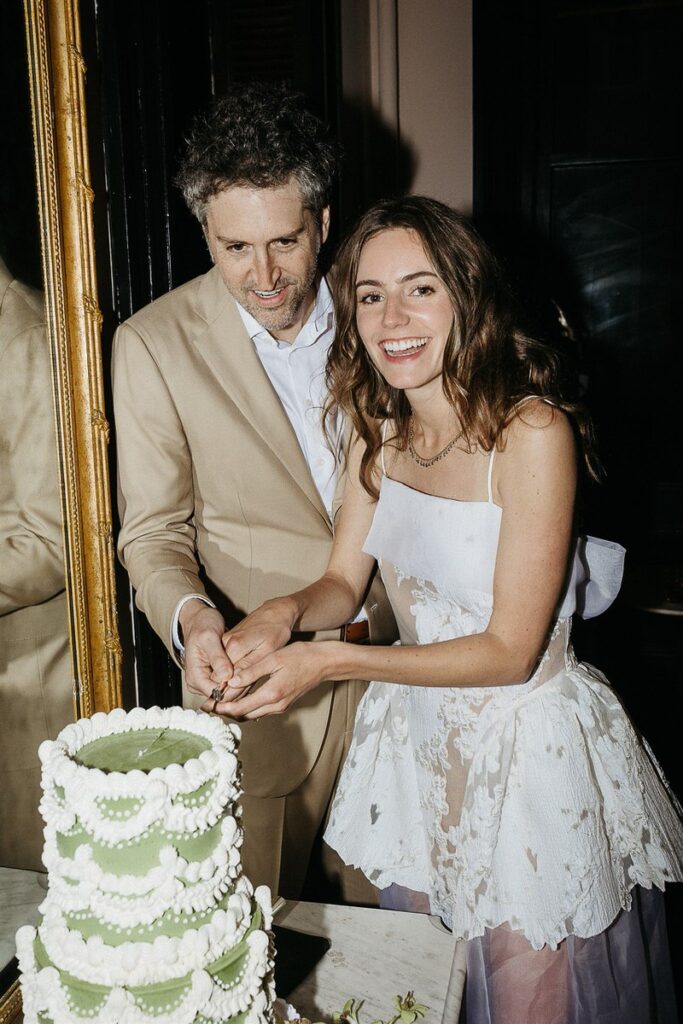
[18,707,274,1024]
[37,886,258,984]
[38,707,241,845]
[42,814,244,926]
[52,812,234,874]
[18,910,274,1024]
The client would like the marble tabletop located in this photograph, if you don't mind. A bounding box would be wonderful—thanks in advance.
[2,880,466,1024]
[275,901,466,1024]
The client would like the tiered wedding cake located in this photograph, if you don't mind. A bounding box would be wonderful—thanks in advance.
[16,706,274,1024]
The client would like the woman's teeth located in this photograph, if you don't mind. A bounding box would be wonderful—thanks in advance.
[382,338,428,353]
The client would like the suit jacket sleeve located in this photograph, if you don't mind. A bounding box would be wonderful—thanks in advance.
[0,321,65,616]
[113,321,208,651]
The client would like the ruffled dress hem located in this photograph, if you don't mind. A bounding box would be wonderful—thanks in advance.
[324,826,676,951]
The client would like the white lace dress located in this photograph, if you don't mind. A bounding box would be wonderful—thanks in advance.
[324,471,683,1019]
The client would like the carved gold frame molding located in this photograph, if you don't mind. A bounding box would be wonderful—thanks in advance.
[24,0,122,712]
[0,3,122,1018]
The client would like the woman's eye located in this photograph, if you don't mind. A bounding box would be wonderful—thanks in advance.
[358,292,383,305]
[412,284,435,297]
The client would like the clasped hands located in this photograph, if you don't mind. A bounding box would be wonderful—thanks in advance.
[180,598,339,720]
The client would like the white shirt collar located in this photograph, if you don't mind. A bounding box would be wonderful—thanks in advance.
[235,277,334,349]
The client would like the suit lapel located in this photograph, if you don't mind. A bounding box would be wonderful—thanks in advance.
[192,268,331,527]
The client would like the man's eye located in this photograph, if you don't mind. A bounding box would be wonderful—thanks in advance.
[226,243,246,254]
[276,238,296,248]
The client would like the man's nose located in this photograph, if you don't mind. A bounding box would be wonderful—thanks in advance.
[382,294,410,328]
[251,250,279,290]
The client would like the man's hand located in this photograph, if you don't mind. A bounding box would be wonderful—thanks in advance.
[215,640,342,720]
[179,600,233,699]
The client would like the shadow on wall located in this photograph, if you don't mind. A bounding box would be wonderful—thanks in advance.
[335,96,418,238]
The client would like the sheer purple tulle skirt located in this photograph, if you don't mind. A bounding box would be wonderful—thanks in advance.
[380,884,679,1024]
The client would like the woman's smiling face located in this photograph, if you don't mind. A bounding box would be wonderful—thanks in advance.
[354,227,455,397]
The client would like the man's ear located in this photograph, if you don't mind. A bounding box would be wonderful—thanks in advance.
[320,207,331,245]
[202,223,216,264]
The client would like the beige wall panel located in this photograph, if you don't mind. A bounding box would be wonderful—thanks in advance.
[397,0,472,212]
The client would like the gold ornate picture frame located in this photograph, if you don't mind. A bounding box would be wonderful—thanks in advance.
[24,0,121,715]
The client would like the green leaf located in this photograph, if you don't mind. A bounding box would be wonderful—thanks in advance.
[331,991,427,1024]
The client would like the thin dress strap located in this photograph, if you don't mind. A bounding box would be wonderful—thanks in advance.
[487,446,496,504]
[487,395,553,504]
[380,420,389,476]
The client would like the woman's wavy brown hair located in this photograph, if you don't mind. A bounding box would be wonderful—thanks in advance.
[325,196,599,498]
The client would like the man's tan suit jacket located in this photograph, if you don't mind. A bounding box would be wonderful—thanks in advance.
[114,266,394,801]
[0,259,73,870]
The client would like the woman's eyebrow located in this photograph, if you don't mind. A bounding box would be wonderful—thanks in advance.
[355,270,439,288]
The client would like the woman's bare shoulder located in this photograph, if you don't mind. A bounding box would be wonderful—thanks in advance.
[502,399,574,453]
[495,400,577,504]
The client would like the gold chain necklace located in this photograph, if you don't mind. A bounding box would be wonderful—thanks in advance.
[407,417,461,468]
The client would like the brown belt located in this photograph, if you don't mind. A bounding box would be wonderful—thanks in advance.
[342,620,370,643]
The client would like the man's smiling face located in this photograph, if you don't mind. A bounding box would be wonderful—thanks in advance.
[204,176,330,342]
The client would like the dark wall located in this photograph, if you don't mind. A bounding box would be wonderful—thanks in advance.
[1,2,42,288]
[474,0,683,978]
[474,0,683,830]
[474,0,683,558]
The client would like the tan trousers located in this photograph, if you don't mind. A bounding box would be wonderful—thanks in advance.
[0,594,73,871]
[240,679,378,905]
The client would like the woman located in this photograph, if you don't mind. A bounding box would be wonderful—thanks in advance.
[212,197,682,1022]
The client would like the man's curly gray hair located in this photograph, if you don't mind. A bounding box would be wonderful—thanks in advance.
[176,82,339,223]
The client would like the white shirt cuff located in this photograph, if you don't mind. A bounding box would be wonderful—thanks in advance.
[170,593,216,662]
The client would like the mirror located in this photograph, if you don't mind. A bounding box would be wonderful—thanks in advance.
[0,1,122,1020]
[0,0,72,1012]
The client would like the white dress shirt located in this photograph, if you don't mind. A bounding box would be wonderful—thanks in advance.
[171,277,342,658]
[237,276,340,516]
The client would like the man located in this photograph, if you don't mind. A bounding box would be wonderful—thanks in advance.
[113,83,393,901]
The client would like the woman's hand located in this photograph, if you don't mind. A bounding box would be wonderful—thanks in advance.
[221,597,297,668]
[214,640,343,720]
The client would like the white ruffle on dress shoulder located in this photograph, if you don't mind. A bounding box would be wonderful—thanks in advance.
[323,475,683,953]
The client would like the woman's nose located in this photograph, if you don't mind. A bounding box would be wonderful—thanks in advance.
[382,294,409,327]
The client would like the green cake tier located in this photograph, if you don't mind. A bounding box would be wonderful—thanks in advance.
[55,814,225,874]
[75,728,211,772]
[63,888,235,944]
[25,904,268,1022]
